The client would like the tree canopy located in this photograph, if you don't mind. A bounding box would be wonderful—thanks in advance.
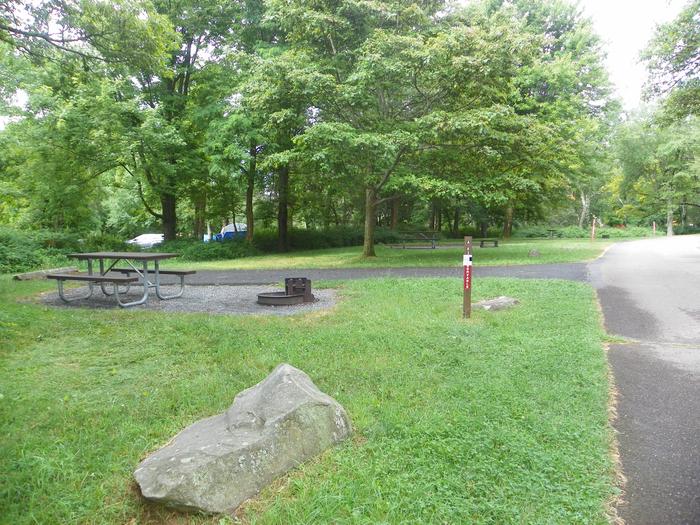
[6,0,694,253]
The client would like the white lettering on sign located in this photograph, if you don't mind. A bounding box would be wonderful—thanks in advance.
[464,265,472,290]
[463,255,473,266]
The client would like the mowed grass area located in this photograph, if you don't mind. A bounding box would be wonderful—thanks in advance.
[0,276,616,524]
[163,239,611,271]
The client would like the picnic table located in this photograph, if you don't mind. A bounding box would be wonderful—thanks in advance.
[46,252,195,308]
[387,232,439,249]
[477,238,499,248]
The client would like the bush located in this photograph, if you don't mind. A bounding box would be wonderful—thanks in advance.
[512,226,554,238]
[514,225,654,239]
[156,239,259,261]
[0,227,133,274]
[252,226,403,252]
[0,227,44,273]
[674,225,700,235]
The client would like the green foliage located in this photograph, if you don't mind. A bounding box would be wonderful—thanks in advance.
[0,227,128,273]
[0,0,625,252]
[643,0,700,113]
[252,227,402,252]
[613,112,700,230]
[0,227,43,273]
[513,225,653,239]
[156,239,259,261]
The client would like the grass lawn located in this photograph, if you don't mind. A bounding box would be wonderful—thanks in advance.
[0,276,617,524]
[164,239,612,271]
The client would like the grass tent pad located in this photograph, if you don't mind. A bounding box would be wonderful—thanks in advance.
[0,277,616,524]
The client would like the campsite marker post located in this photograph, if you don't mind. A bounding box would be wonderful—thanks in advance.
[463,236,472,319]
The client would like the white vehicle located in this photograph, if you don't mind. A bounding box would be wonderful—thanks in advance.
[220,223,247,235]
[126,233,164,249]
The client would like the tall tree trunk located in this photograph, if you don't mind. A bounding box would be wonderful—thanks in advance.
[193,192,206,240]
[503,204,514,239]
[480,221,488,238]
[452,206,461,235]
[246,145,256,243]
[277,164,289,251]
[363,187,377,257]
[680,202,687,233]
[390,198,399,230]
[429,201,436,230]
[578,192,590,228]
[666,199,674,237]
[436,203,442,231]
[161,193,177,241]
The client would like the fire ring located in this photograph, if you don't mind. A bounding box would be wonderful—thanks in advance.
[257,277,315,306]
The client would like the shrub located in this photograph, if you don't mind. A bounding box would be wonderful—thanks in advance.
[0,227,43,273]
[253,226,403,251]
[156,239,259,261]
[674,225,700,235]
[0,227,134,274]
[514,225,654,239]
[512,226,553,238]
[595,226,653,238]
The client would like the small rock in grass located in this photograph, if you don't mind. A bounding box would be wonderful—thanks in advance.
[528,249,540,257]
[474,296,520,311]
[134,364,351,514]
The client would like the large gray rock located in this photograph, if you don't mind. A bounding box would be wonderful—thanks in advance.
[473,296,520,311]
[134,364,351,514]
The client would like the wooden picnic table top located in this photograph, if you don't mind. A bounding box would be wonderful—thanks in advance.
[67,252,179,261]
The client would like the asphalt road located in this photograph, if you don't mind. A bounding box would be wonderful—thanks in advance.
[589,235,700,525]
[177,262,589,285]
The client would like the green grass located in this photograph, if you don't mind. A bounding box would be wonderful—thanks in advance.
[0,276,616,524]
[162,239,611,271]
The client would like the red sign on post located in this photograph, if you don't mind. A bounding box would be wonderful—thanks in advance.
[463,254,472,290]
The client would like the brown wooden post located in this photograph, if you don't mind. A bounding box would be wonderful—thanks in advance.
[463,236,473,319]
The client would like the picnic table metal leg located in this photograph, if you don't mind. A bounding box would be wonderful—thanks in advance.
[98,259,113,296]
[56,278,95,302]
[57,259,95,303]
[98,258,132,296]
[115,260,149,308]
[154,260,185,300]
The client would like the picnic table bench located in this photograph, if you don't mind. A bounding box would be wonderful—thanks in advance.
[387,232,439,249]
[46,252,195,308]
[47,272,141,307]
[478,238,499,248]
[112,268,196,278]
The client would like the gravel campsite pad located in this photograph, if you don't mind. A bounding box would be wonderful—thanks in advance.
[40,284,338,316]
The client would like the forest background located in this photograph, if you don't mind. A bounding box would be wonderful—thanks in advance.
[1,0,699,272]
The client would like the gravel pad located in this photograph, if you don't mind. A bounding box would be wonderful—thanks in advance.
[41,284,338,316]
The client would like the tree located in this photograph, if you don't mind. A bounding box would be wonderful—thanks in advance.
[0,0,174,67]
[288,0,549,255]
[616,114,700,235]
[495,0,618,235]
[643,0,700,118]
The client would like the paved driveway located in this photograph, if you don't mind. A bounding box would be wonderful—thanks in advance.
[590,235,700,525]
